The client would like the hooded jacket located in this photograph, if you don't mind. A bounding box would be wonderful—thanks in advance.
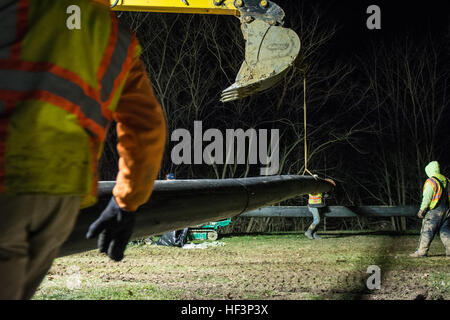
[420,161,449,211]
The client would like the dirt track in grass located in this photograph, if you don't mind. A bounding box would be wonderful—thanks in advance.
[34,231,449,300]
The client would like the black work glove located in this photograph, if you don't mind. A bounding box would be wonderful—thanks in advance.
[86,197,136,261]
[417,209,426,219]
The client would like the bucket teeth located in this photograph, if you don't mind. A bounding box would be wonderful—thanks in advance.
[221,19,300,102]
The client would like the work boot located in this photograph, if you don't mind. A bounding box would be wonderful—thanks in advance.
[305,230,314,240]
[409,251,427,258]
[312,232,321,240]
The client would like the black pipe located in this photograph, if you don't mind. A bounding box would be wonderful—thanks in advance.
[242,205,418,217]
[59,175,332,256]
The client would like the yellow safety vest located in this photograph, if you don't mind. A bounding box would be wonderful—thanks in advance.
[425,176,450,210]
[0,0,140,207]
[308,193,323,206]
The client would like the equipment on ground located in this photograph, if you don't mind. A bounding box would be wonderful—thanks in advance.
[155,228,190,247]
[110,0,301,102]
[188,218,232,240]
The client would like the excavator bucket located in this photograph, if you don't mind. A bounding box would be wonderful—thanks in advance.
[109,0,300,102]
[220,19,301,102]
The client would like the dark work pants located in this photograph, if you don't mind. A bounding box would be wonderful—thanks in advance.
[0,195,82,299]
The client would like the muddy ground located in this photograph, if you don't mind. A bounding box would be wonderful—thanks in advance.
[34,231,449,300]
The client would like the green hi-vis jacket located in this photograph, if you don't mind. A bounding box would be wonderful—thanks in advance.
[420,161,450,211]
[0,0,139,207]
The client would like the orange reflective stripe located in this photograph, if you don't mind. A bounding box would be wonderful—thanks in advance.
[101,33,138,111]
[430,178,441,200]
[0,60,107,141]
[427,177,444,210]
[97,13,118,85]
[0,59,101,107]
[97,15,136,120]
[308,193,323,204]
[0,31,137,140]
[427,178,438,192]
[100,22,135,99]
[0,68,108,140]
[0,90,106,140]
[0,4,136,132]
[0,1,138,197]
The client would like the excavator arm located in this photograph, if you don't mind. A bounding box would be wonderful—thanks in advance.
[110,0,301,102]
[110,0,239,15]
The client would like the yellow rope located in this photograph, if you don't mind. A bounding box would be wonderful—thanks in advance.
[302,72,316,179]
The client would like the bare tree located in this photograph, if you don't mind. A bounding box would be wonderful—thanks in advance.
[352,35,450,229]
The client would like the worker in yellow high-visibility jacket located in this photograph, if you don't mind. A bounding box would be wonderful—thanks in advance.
[305,193,326,239]
[410,161,450,258]
[0,0,167,299]
[305,177,335,240]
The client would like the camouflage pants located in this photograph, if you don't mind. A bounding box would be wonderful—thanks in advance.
[417,208,450,256]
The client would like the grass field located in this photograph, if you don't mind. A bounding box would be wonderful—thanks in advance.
[34,231,449,300]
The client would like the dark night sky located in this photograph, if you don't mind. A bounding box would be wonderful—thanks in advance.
[279,0,450,56]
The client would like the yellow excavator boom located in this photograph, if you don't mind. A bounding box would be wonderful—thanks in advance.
[110,0,301,102]
[111,0,239,15]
